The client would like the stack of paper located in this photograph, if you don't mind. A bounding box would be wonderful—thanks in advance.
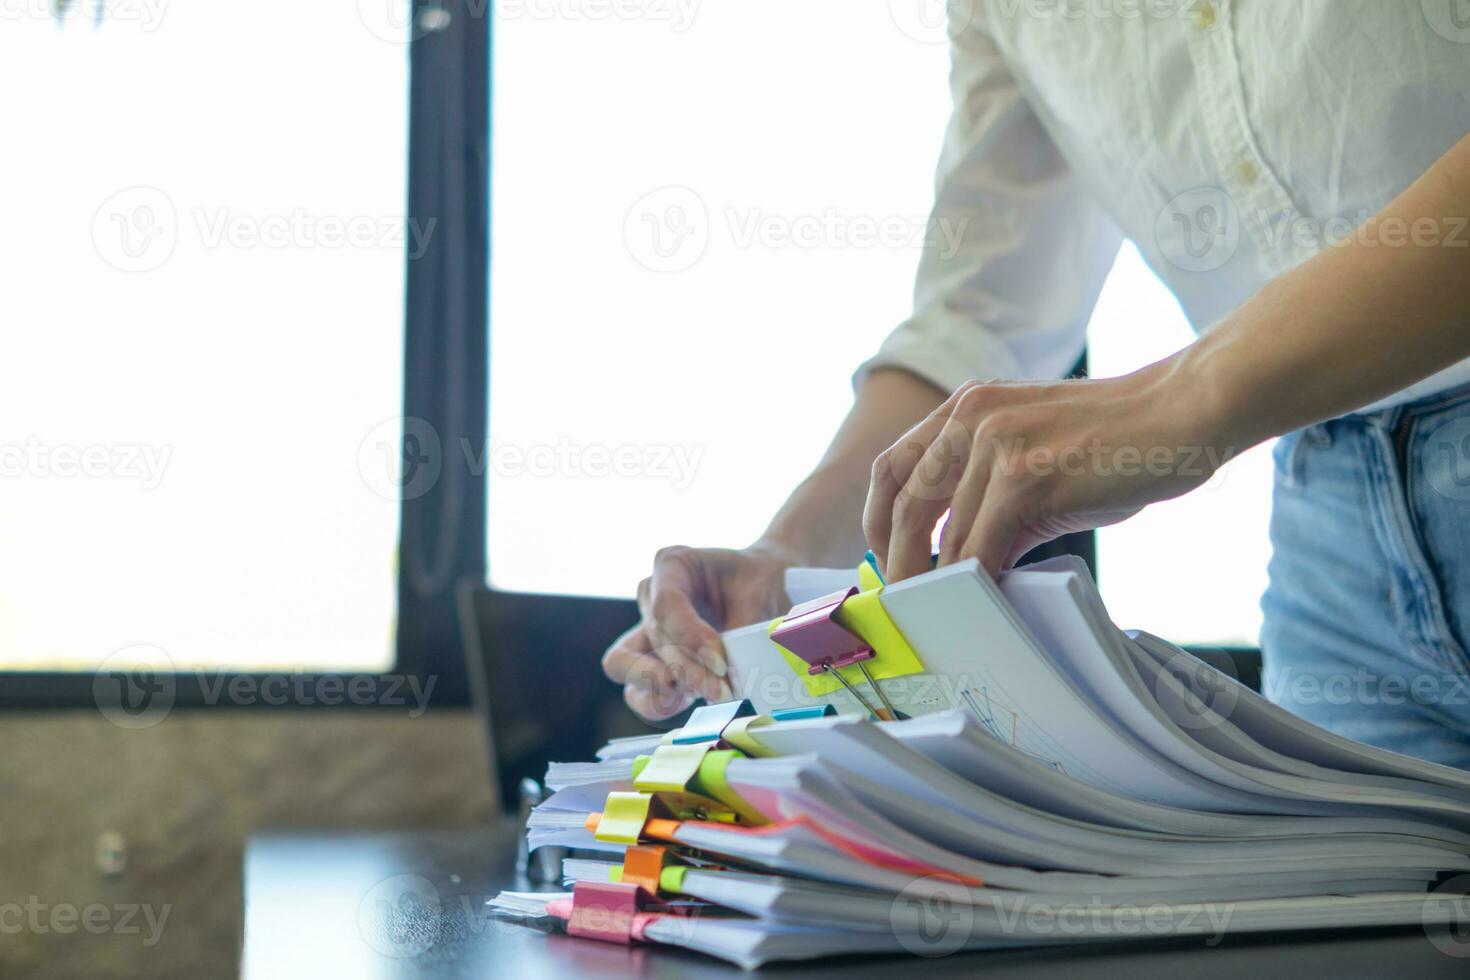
[489,557,1470,967]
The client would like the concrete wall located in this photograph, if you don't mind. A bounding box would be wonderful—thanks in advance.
[1,709,497,979]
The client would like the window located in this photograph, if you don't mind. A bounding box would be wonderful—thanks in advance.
[488,3,1274,648]
[1,4,410,673]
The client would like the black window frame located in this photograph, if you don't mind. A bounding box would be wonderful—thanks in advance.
[3,4,1259,712]
[1,0,489,711]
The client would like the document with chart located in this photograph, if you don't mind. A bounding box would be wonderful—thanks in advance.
[491,557,1470,967]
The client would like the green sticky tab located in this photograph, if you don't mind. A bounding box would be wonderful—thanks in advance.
[693,749,767,824]
[595,791,654,845]
[634,742,714,793]
[659,865,688,894]
[608,866,623,883]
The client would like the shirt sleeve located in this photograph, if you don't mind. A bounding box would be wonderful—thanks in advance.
[856,14,1122,394]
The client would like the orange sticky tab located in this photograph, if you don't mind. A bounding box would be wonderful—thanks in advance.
[584,813,601,833]
[621,845,669,894]
[642,818,682,842]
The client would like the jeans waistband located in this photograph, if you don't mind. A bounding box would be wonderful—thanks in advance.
[1351,380,1470,432]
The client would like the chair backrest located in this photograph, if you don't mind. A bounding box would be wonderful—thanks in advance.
[457,583,650,811]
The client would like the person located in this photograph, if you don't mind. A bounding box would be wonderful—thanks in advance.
[602,2,1470,768]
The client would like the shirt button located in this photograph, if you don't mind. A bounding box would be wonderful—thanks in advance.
[1236,160,1260,185]
[1195,2,1218,30]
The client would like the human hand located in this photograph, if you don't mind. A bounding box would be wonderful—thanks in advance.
[864,370,1231,582]
[602,543,796,720]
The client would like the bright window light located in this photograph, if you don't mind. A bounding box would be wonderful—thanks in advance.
[0,4,409,671]
[486,4,1274,646]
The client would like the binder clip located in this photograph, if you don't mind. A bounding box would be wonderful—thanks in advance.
[567,880,651,944]
[771,588,901,720]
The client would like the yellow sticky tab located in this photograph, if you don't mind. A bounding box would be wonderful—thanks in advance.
[634,743,713,793]
[768,585,924,698]
[858,561,884,592]
[595,792,654,845]
[721,715,775,757]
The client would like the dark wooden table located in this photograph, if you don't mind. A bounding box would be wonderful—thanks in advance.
[242,826,1470,978]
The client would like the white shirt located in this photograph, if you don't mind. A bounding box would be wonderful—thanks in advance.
[864,0,1470,411]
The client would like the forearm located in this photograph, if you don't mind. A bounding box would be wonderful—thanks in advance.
[757,368,947,566]
[1178,131,1470,450]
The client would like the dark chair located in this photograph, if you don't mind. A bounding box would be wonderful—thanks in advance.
[456,583,657,812]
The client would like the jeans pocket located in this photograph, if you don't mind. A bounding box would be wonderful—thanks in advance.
[1407,399,1470,667]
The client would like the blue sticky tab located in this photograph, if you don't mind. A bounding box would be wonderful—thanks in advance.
[673,699,756,745]
[771,705,837,721]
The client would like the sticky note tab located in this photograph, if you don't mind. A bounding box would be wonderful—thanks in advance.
[595,792,654,845]
[672,699,755,744]
[634,743,714,793]
[720,715,775,757]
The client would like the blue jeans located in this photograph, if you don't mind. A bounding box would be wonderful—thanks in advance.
[1261,383,1470,770]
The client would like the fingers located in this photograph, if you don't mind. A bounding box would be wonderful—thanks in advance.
[638,550,730,702]
[936,441,994,566]
[886,412,977,581]
[957,489,1022,581]
[604,623,703,720]
[864,383,980,574]
[623,667,697,721]
[601,621,653,684]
